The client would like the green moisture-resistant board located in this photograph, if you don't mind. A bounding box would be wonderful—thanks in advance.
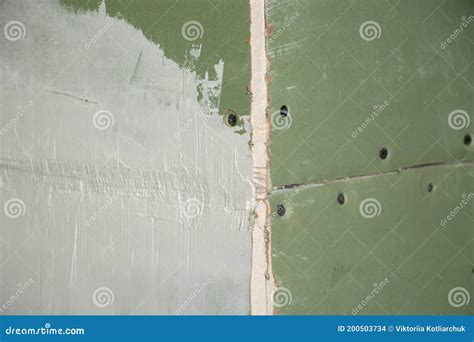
[61,0,251,124]
[267,0,473,315]
[271,164,473,315]
[266,0,473,187]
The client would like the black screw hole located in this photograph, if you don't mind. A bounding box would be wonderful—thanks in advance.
[280,105,288,118]
[337,193,345,205]
[464,134,472,146]
[427,183,434,193]
[276,204,286,217]
[379,147,388,160]
[227,114,237,127]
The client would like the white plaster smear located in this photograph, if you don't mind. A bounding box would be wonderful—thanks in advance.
[250,0,272,315]
[0,0,252,314]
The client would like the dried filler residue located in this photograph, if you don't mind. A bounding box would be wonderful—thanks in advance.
[0,0,252,314]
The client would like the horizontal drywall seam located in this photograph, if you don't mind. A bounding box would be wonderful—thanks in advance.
[272,160,474,193]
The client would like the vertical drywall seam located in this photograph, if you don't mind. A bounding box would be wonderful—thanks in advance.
[250,0,271,315]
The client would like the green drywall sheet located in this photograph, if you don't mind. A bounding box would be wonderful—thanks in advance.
[61,0,251,126]
[267,0,473,315]
[267,0,473,187]
[271,164,473,315]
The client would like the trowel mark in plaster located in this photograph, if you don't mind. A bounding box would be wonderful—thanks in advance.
[0,0,252,314]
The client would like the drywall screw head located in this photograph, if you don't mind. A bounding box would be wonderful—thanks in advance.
[379,147,388,160]
[337,193,345,205]
[276,204,286,216]
[464,134,472,146]
[227,114,237,126]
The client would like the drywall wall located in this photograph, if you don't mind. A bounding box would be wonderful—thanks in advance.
[266,0,473,314]
[271,164,473,314]
[0,0,253,314]
[1,0,471,317]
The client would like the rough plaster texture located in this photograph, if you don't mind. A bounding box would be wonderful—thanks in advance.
[249,0,271,315]
[0,0,253,314]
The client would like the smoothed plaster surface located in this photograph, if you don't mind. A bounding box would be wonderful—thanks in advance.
[0,0,253,314]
